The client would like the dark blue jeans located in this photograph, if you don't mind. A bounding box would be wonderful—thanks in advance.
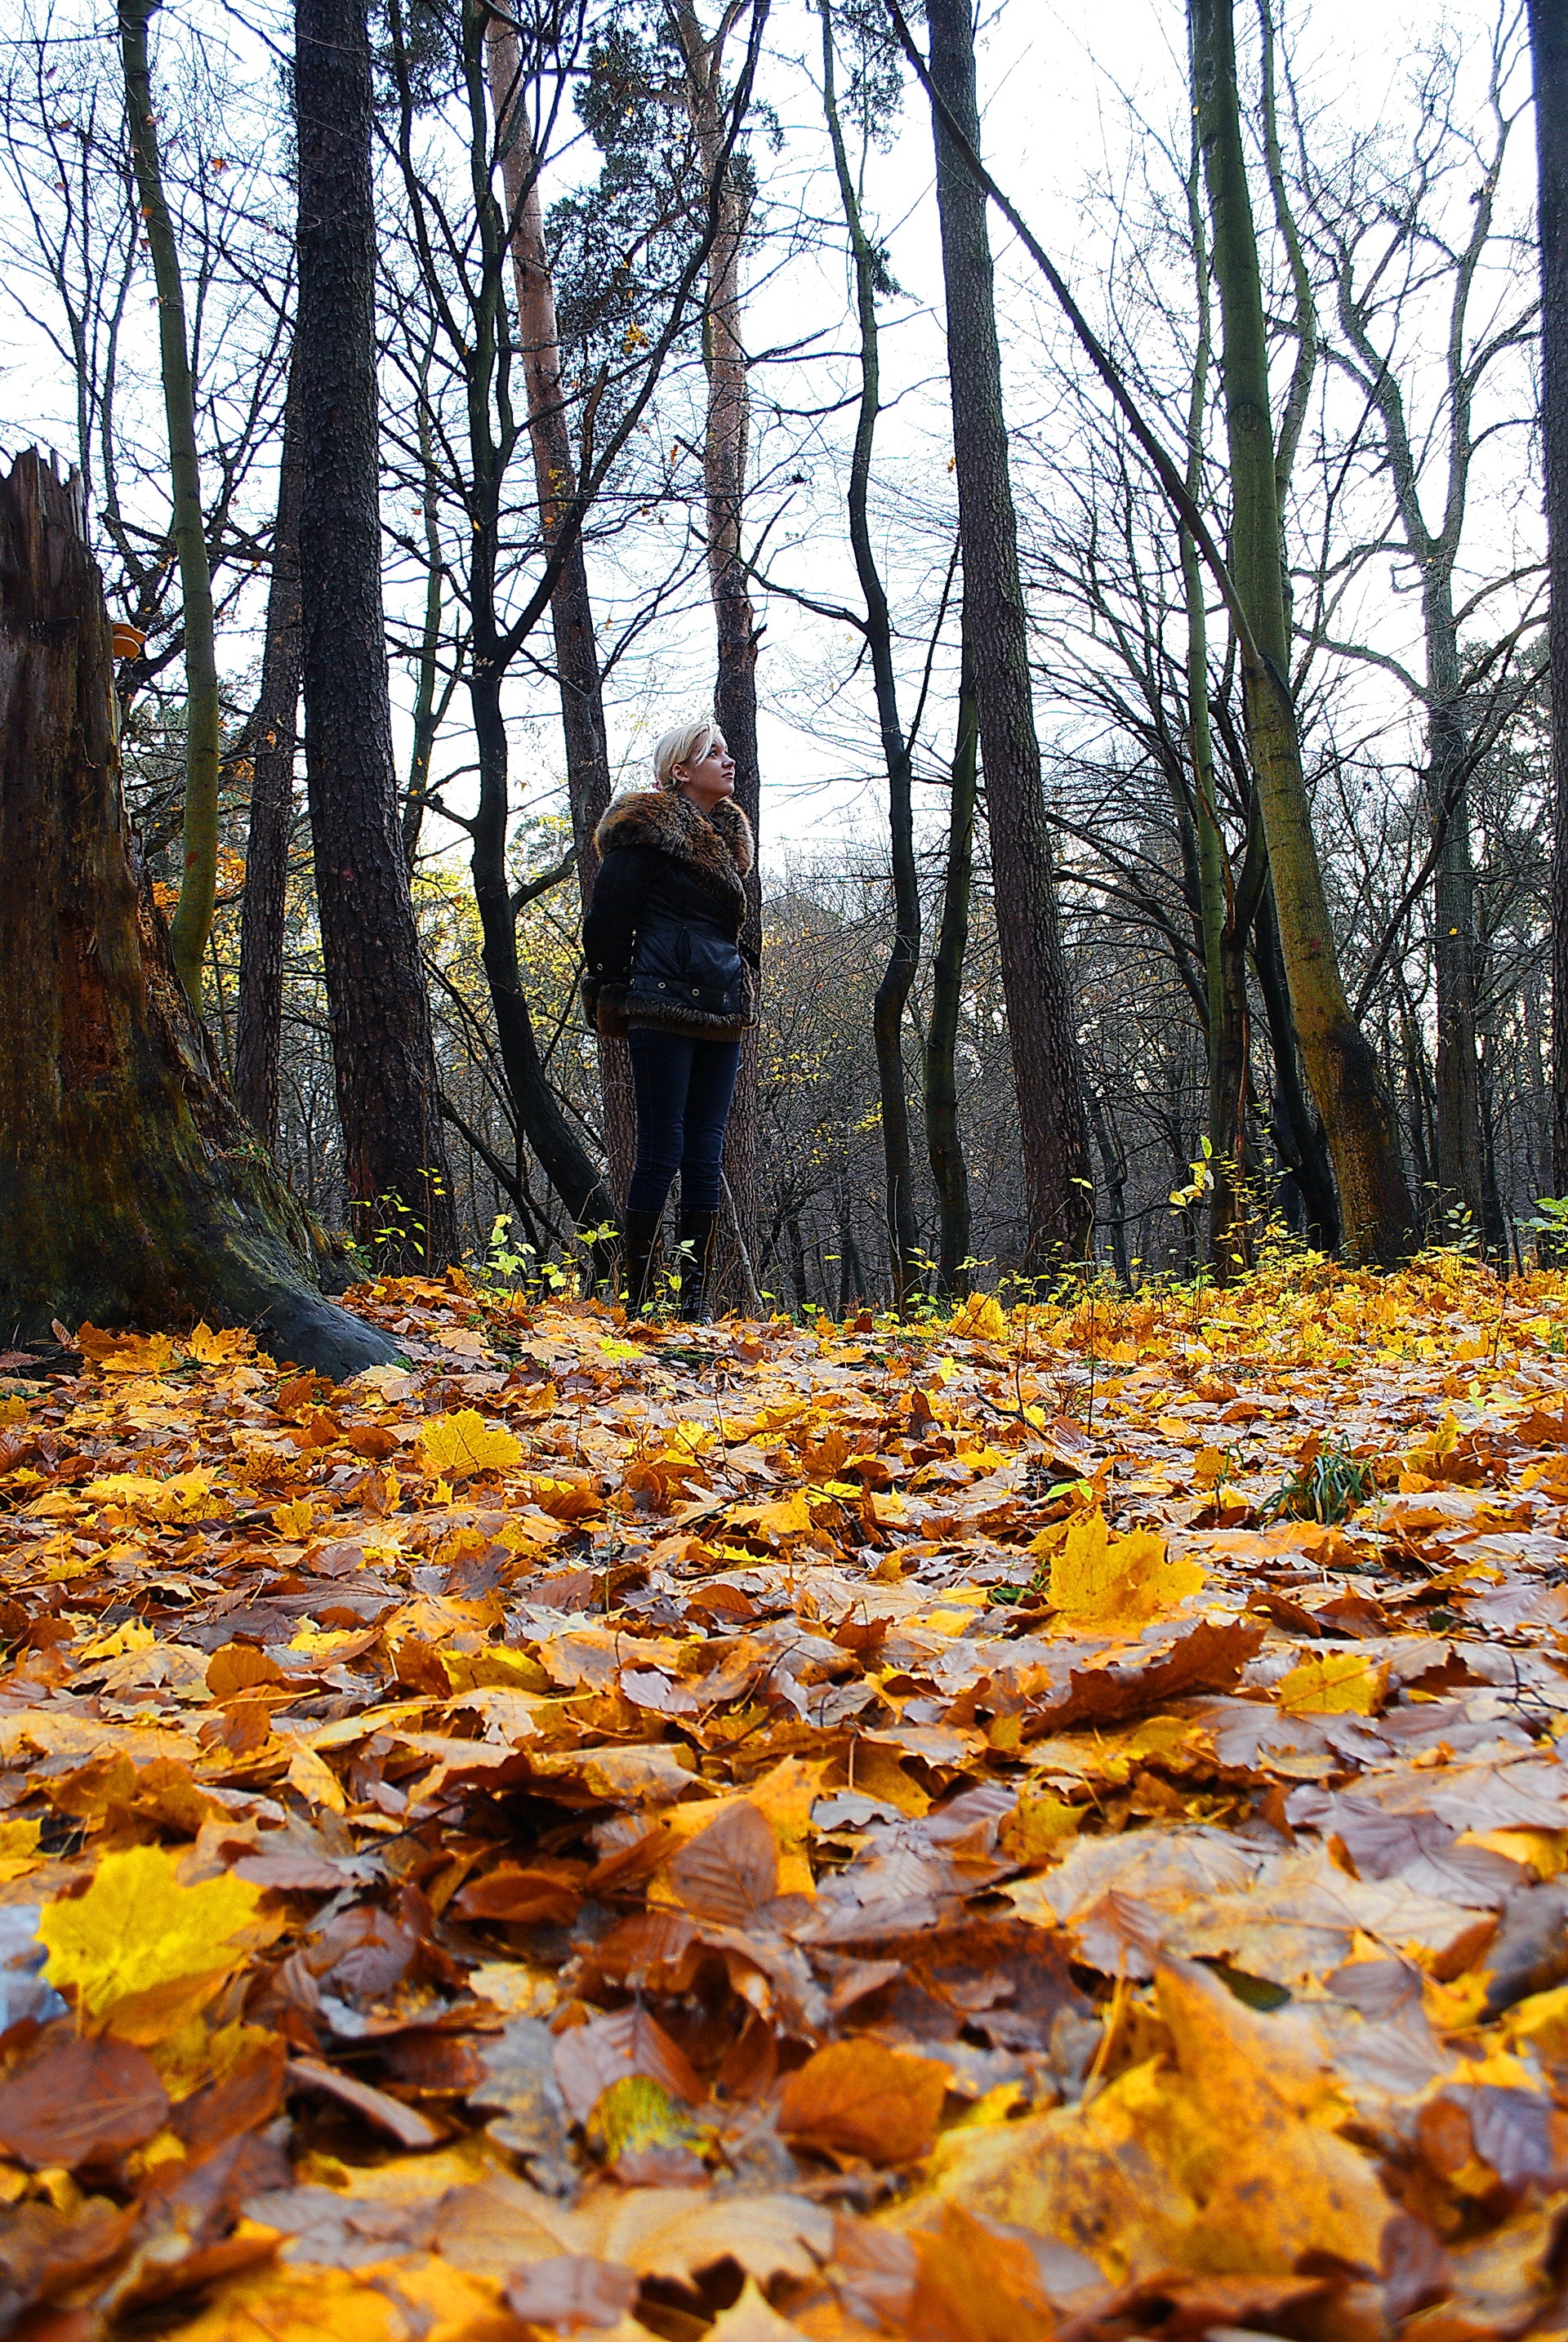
[626,1028,742,1214]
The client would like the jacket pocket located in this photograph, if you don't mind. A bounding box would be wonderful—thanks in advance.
[630,916,743,1016]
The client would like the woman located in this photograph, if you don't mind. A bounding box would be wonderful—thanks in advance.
[581,719,755,1318]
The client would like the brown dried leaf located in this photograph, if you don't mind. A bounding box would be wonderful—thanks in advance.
[504,2254,639,2330]
[666,1800,779,1927]
[0,2024,168,2171]
[552,2007,705,2126]
[777,2038,950,2165]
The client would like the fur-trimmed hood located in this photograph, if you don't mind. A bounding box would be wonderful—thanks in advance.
[594,788,753,911]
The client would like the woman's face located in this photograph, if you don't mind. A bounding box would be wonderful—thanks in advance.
[675,732,735,808]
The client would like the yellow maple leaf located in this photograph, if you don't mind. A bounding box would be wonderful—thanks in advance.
[1000,1790,1081,1868]
[1276,1651,1388,1716]
[725,1489,816,1545]
[76,1325,179,1375]
[84,1469,219,1522]
[1047,1509,1206,1629]
[79,1618,157,1662]
[416,1409,523,1480]
[39,1844,269,2040]
[271,1496,315,1540]
[948,1291,1008,1343]
[186,1322,254,1365]
[1192,1445,1228,1488]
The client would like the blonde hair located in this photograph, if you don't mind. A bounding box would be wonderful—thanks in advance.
[653,716,719,790]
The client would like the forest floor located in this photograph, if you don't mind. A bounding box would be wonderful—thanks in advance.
[2,1257,1568,2338]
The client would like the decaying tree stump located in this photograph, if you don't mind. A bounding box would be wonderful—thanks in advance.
[0,447,401,1378]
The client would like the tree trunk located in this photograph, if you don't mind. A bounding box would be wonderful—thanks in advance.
[0,451,399,1378]
[820,0,920,1307]
[1180,111,1253,1277]
[1190,0,1414,1263]
[117,0,220,1007]
[1426,673,1486,1236]
[469,667,619,1236]
[674,1,763,1276]
[1253,877,1340,1249]
[924,626,977,1298]
[924,0,1094,1272]
[483,16,635,1198]
[234,364,303,1149]
[294,0,456,1271]
[400,336,447,875]
[1530,0,1568,1199]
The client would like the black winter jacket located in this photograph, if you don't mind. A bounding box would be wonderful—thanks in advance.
[581,789,757,1041]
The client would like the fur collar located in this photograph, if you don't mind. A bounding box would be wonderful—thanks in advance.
[595,788,754,905]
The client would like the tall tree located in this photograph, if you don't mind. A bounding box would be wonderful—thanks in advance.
[116,0,220,1005]
[234,363,303,1149]
[0,449,398,1378]
[672,0,764,1265]
[1190,0,1415,1262]
[483,11,635,1194]
[924,0,1094,1270]
[1530,0,1568,1198]
[924,625,977,1295]
[1178,96,1263,1276]
[381,0,768,1266]
[293,0,456,1271]
[818,0,920,1305]
[1306,17,1530,1240]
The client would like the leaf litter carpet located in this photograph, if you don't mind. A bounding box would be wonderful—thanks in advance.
[4,1261,1568,2338]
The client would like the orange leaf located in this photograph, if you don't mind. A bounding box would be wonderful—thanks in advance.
[909,2204,1057,2341]
[206,1643,287,1699]
[777,2039,948,2165]
[455,1863,583,1926]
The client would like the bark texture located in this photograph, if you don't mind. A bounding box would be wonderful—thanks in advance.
[1191,0,1414,1263]
[924,629,977,1295]
[1180,117,1252,1276]
[925,0,1094,1269]
[820,0,920,1304]
[118,0,220,1005]
[446,6,616,1249]
[234,366,303,1148]
[294,0,455,1270]
[0,450,399,1378]
[674,1,764,1271]
[1531,0,1568,1198]
[484,17,635,1195]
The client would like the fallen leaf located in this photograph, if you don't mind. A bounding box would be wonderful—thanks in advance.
[1277,1650,1391,1715]
[38,1846,267,2039]
[777,2038,950,2165]
[908,2202,1058,2341]
[666,1800,779,1926]
[416,1409,523,1480]
[0,2024,168,2170]
[1047,1510,1207,1628]
[505,2254,639,2331]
